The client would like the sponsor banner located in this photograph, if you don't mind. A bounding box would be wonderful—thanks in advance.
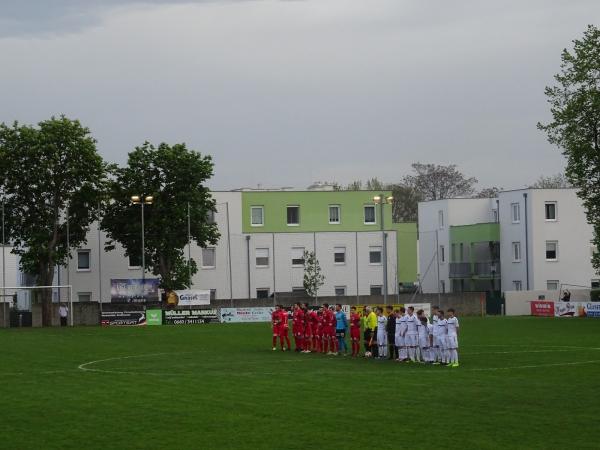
[163,309,218,325]
[219,307,274,323]
[146,309,163,326]
[173,290,211,306]
[101,311,146,326]
[554,302,577,317]
[530,301,555,317]
[554,302,600,318]
[110,279,160,303]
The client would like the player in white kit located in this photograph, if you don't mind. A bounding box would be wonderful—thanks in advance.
[418,316,433,363]
[395,307,408,362]
[405,306,419,362]
[436,310,449,365]
[446,308,460,367]
[431,308,441,364]
[376,307,388,358]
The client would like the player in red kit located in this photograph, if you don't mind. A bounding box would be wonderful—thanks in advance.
[349,306,361,357]
[302,303,313,353]
[278,305,291,351]
[271,305,282,351]
[314,308,323,353]
[321,304,337,355]
[292,302,305,352]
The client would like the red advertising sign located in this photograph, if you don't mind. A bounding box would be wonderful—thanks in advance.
[531,301,555,317]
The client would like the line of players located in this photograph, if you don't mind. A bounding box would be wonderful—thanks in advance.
[271,303,460,367]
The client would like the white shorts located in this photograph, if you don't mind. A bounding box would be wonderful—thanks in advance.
[433,336,441,348]
[377,331,387,346]
[419,337,429,349]
[446,335,458,349]
[395,334,404,347]
[405,333,418,347]
[437,336,448,350]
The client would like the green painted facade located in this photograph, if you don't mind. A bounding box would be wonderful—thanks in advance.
[242,190,393,233]
[450,223,500,247]
[241,190,417,284]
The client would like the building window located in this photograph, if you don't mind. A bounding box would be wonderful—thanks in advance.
[545,241,558,261]
[255,248,269,268]
[202,248,216,268]
[440,280,446,294]
[592,279,600,289]
[291,247,305,267]
[329,205,341,224]
[77,250,91,271]
[292,287,307,296]
[511,203,520,223]
[364,205,376,224]
[335,286,346,296]
[493,209,499,222]
[438,210,444,229]
[287,206,300,226]
[210,289,216,301]
[547,280,559,291]
[256,288,270,299]
[440,245,445,263]
[370,285,382,296]
[591,241,597,260]
[512,242,521,262]
[545,202,557,221]
[78,292,91,302]
[459,243,464,262]
[251,206,264,226]
[128,253,142,268]
[369,246,382,264]
[513,281,522,291]
[334,246,346,264]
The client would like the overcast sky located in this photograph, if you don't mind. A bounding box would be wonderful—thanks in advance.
[1,0,597,190]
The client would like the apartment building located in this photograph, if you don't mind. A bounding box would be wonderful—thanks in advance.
[418,189,598,294]
[64,189,418,303]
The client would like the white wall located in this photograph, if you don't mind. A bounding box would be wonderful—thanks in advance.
[499,189,596,292]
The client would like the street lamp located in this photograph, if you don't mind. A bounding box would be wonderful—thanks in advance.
[131,195,153,281]
[373,194,393,304]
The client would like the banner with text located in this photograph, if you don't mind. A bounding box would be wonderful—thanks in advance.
[555,302,600,318]
[101,311,146,326]
[110,279,160,303]
[219,307,274,323]
[173,290,211,306]
[530,301,555,317]
[163,309,218,325]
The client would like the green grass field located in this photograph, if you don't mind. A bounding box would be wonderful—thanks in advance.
[1,317,599,450]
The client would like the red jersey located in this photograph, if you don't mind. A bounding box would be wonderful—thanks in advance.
[323,309,335,328]
[272,310,282,327]
[293,308,305,330]
[279,309,289,327]
[350,312,361,329]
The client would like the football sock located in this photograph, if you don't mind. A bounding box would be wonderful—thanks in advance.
[272,336,277,347]
[285,336,291,349]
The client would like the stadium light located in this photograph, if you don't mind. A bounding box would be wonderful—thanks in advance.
[131,194,154,281]
[374,192,394,304]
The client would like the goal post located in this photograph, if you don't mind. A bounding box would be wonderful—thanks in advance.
[0,285,73,327]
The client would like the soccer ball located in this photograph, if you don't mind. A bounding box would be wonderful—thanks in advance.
[364,351,372,358]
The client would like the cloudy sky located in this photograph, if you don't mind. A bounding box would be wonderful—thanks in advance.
[1,0,597,190]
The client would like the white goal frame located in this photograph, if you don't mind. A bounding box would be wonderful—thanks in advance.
[0,285,73,327]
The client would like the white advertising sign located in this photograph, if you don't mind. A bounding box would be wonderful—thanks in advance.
[219,307,274,323]
[174,290,211,306]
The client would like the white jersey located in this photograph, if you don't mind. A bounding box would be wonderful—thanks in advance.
[437,318,448,336]
[447,316,459,337]
[432,316,442,336]
[406,314,419,334]
[377,315,387,329]
[396,314,408,335]
[427,323,433,337]
[417,321,428,340]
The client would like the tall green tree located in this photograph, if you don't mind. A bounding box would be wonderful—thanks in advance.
[538,25,600,273]
[390,184,422,222]
[101,142,219,290]
[303,250,325,303]
[0,116,107,325]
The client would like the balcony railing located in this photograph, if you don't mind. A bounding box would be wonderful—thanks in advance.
[449,261,501,278]
[449,262,471,278]
[474,261,501,277]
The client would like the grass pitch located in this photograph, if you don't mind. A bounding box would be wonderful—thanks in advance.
[1,316,599,450]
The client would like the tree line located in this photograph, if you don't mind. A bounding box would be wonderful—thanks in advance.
[0,117,219,325]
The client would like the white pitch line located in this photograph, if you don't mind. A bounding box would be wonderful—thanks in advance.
[467,360,600,372]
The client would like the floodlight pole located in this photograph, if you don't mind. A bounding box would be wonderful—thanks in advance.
[2,200,5,328]
[187,202,192,288]
[141,201,145,282]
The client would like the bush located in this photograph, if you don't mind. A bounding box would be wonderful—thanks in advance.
[591,290,600,302]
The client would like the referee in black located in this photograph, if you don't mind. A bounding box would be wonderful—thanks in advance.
[385,305,397,360]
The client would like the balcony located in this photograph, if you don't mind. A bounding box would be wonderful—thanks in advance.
[449,262,471,278]
[474,261,501,278]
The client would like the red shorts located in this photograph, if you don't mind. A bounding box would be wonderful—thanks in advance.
[272,325,281,336]
[279,326,289,337]
[304,325,313,337]
[350,327,360,339]
[314,328,323,338]
[323,326,335,337]
[293,326,304,337]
